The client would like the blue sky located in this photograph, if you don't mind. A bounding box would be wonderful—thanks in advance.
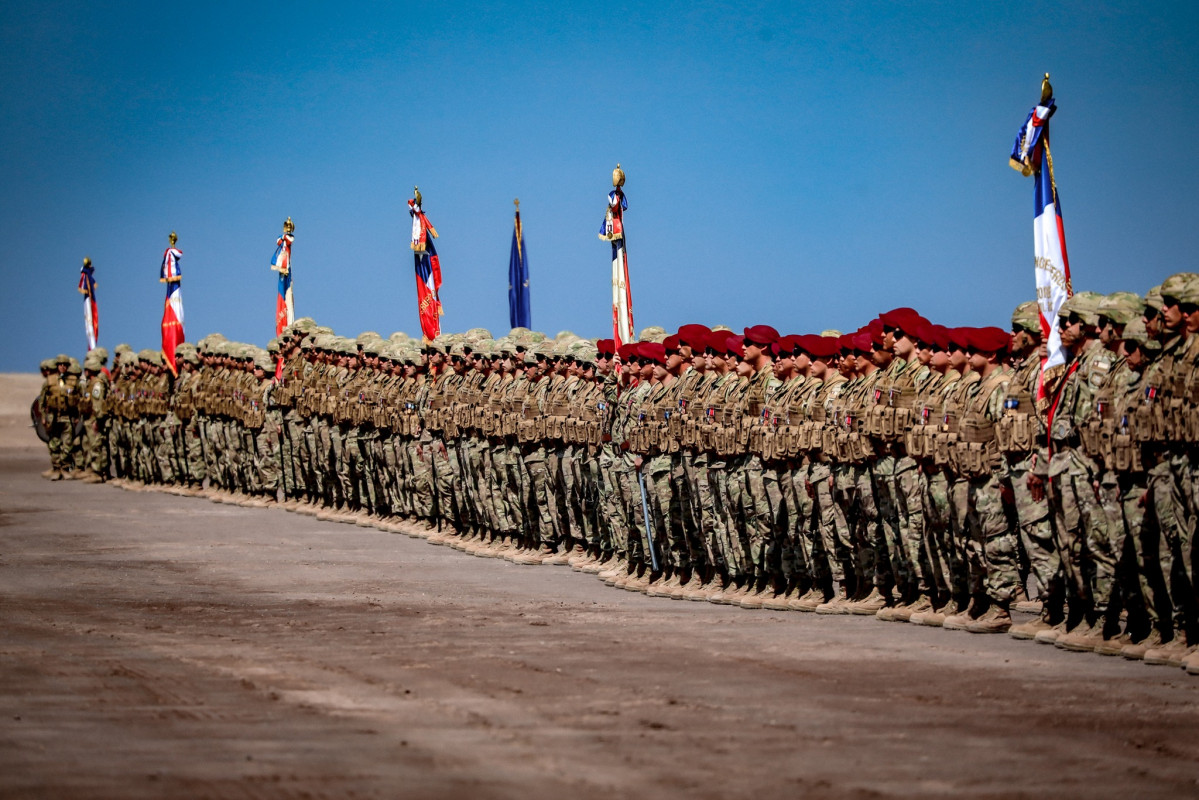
[2,1,1196,369]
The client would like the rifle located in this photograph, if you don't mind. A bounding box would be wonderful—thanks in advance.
[637,468,660,573]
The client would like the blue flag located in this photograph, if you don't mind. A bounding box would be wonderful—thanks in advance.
[508,205,531,328]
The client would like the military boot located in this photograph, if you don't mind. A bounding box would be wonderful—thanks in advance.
[966,605,1012,634]
[1120,630,1163,661]
[847,587,887,616]
[1056,620,1103,652]
[1033,621,1068,645]
[1009,616,1056,640]
[893,595,933,623]
[943,599,980,631]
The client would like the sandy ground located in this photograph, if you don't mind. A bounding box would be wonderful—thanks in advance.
[2,375,1199,798]
[0,373,44,451]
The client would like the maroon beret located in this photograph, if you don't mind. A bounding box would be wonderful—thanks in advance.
[725,334,745,358]
[947,327,973,351]
[851,332,874,353]
[971,326,1011,353]
[596,339,616,356]
[677,324,711,349]
[641,342,667,365]
[662,334,681,352]
[776,334,799,356]
[808,336,841,360]
[617,343,638,361]
[879,307,924,335]
[743,325,780,346]
[867,318,885,347]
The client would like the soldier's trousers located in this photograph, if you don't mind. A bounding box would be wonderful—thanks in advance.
[812,464,852,586]
[523,447,557,546]
[1048,450,1111,621]
[1005,455,1057,601]
[965,473,1020,605]
[46,415,74,471]
[598,445,630,558]
[83,418,108,476]
[1150,457,1194,637]
[254,425,281,494]
[737,455,778,579]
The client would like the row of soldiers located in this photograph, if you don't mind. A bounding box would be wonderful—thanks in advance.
[42,272,1199,675]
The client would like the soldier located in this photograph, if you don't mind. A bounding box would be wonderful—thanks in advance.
[39,354,78,480]
[78,350,110,482]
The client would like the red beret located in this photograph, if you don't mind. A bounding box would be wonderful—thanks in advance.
[927,324,950,351]
[641,342,667,365]
[743,325,780,346]
[879,307,925,335]
[677,324,711,348]
[596,339,616,356]
[838,333,855,352]
[912,321,936,347]
[617,343,638,361]
[947,327,973,351]
[789,334,813,355]
[662,334,681,352]
[866,318,885,347]
[725,334,745,358]
[851,332,874,353]
[808,336,841,360]
[971,326,1011,353]
[776,334,798,356]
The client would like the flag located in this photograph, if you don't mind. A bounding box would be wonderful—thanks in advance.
[160,240,185,376]
[271,223,295,336]
[1010,75,1071,391]
[78,258,99,351]
[509,201,531,328]
[598,164,634,347]
[410,189,443,341]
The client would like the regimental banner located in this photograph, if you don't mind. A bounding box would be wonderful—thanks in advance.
[271,219,295,337]
[409,188,443,342]
[509,199,531,329]
[598,164,634,347]
[78,257,98,351]
[1010,75,1072,389]
[160,233,185,376]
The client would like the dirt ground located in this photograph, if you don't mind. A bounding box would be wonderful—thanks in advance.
[3,376,1199,798]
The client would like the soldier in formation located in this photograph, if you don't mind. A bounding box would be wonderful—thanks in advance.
[43,273,1199,674]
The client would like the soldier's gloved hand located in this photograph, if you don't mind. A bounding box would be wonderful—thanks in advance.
[634,455,643,471]
[1027,473,1045,503]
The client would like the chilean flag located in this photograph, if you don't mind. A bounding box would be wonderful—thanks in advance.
[599,187,634,347]
[160,246,185,376]
[1011,91,1071,388]
[271,233,294,336]
[415,238,442,341]
[78,259,99,351]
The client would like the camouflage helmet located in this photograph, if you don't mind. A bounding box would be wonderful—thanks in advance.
[39,357,56,371]
[55,353,71,365]
[1120,317,1159,351]
[1181,276,1199,306]
[524,331,547,344]
[1160,272,1198,303]
[508,326,530,338]
[1011,300,1041,334]
[819,329,842,338]
[356,331,381,346]
[83,354,104,372]
[315,325,335,336]
[449,341,468,358]
[389,331,410,343]
[465,327,493,341]
[533,341,557,359]
[638,326,667,343]
[291,317,317,334]
[1145,285,1165,313]
[253,353,274,371]
[267,338,280,354]
[494,336,515,355]
[361,338,385,357]
[1097,292,1145,326]
[555,329,577,341]
[90,346,109,365]
[66,358,82,375]
[1059,291,1105,326]
[574,342,598,365]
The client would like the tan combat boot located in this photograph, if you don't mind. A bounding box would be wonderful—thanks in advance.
[966,605,1012,634]
[1008,616,1055,640]
[1056,620,1103,652]
[1120,630,1163,661]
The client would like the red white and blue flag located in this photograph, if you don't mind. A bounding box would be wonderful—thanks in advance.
[599,186,634,347]
[78,259,99,351]
[271,232,295,336]
[1011,81,1071,388]
[160,244,185,376]
[410,194,442,342]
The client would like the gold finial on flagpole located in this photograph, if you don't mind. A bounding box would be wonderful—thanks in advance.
[168,231,178,246]
[413,186,422,207]
[283,216,294,234]
[612,163,625,188]
[514,197,520,211]
[1040,72,1053,104]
